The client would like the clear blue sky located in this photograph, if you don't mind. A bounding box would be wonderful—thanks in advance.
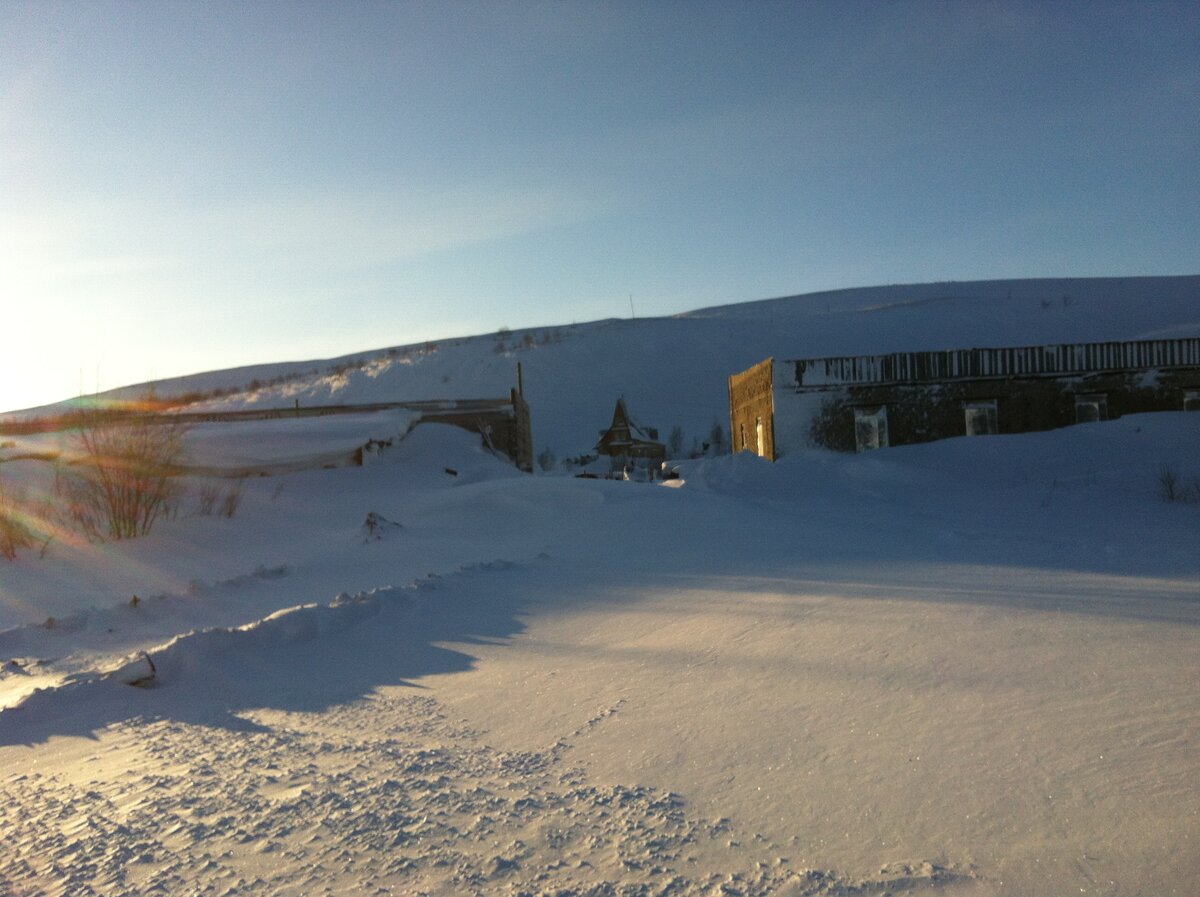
[2,0,1197,413]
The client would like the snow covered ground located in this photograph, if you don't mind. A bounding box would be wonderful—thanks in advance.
[1,278,1198,896]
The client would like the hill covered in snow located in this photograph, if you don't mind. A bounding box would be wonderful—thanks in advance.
[6,276,1199,462]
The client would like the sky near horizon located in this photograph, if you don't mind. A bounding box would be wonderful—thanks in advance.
[1,1,1197,414]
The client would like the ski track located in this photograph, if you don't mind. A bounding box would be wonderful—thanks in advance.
[0,691,969,897]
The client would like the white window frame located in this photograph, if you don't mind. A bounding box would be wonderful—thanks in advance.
[963,400,998,436]
[1074,393,1108,424]
[853,405,889,452]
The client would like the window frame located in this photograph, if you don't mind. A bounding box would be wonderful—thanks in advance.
[853,405,889,452]
[963,399,999,436]
[1074,393,1108,424]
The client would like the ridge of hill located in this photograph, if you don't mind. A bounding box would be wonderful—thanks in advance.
[6,276,1198,459]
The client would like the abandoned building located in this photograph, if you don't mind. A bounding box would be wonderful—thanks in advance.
[595,398,666,470]
[406,389,533,472]
[729,337,1200,456]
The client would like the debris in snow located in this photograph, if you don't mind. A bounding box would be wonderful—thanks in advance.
[112,651,156,688]
[361,511,402,541]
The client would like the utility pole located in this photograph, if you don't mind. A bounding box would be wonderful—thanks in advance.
[629,294,635,318]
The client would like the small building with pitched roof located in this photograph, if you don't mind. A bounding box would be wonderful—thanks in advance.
[595,398,666,469]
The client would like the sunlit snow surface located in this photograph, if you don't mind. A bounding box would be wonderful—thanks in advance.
[1,279,1198,896]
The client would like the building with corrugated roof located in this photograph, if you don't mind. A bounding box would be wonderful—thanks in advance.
[729,337,1200,455]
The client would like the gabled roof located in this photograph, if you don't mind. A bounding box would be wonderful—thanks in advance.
[595,397,663,452]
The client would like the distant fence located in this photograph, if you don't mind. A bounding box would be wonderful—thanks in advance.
[169,398,518,426]
[788,337,1200,388]
[0,398,515,435]
[0,396,534,473]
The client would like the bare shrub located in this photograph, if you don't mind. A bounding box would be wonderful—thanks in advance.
[195,478,244,518]
[1158,464,1181,502]
[220,479,245,518]
[0,478,35,560]
[561,452,597,470]
[57,410,190,540]
[1157,464,1200,504]
[668,425,684,458]
[708,421,726,455]
[196,480,221,516]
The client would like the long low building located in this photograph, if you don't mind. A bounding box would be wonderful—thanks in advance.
[729,337,1200,456]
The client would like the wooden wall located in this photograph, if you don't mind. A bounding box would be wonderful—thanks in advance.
[728,358,776,459]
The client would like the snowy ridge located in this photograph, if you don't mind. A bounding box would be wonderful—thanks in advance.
[4,276,1198,462]
[0,557,533,722]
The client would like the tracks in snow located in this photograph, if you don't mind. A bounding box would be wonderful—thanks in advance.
[0,691,970,897]
[1,556,974,895]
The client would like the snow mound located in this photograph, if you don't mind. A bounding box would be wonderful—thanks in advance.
[183,409,416,471]
[382,422,524,484]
